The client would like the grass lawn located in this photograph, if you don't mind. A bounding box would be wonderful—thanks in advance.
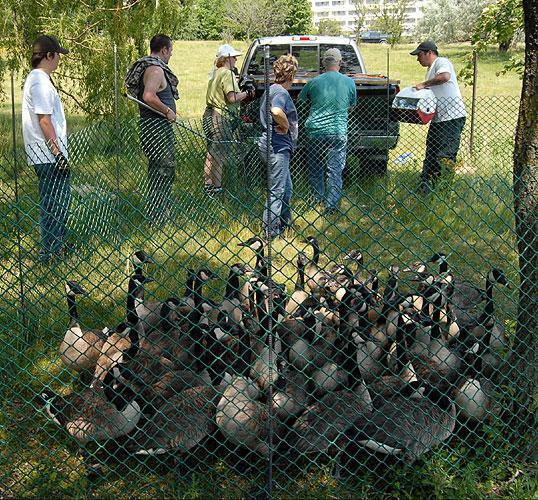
[0,41,535,498]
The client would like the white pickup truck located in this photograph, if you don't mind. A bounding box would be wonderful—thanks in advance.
[239,35,401,175]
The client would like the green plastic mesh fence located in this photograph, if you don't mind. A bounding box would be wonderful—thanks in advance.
[0,61,534,498]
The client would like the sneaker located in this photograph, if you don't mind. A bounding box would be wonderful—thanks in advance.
[203,185,223,199]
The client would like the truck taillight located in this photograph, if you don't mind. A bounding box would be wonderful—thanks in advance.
[292,36,317,41]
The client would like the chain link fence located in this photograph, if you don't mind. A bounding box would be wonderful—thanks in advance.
[0,65,534,497]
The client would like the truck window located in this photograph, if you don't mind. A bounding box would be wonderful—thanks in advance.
[319,44,363,74]
[291,45,319,73]
[247,44,289,75]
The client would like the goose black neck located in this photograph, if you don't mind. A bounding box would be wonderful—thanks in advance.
[395,316,411,373]
[295,260,305,291]
[66,294,79,326]
[193,273,205,310]
[310,240,320,265]
[225,270,240,300]
[255,286,270,332]
[430,292,443,339]
[125,324,140,361]
[439,259,448,274]
[127,276,141,326]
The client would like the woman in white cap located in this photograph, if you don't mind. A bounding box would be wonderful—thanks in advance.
[203,44,253,197]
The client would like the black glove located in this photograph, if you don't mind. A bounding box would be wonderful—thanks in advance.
[239,75,257,96]
[54,152,70,175]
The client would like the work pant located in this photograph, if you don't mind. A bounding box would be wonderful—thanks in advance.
[421,117,466,186]
[140,118,176,222]
[34,162,71,257]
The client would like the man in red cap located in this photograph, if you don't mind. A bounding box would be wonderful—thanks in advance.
[22,35,71,262]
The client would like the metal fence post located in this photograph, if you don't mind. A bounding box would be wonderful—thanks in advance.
[263,43,274,499]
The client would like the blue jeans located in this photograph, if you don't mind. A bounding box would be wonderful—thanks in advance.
[307,135,347,209]
[259,148,292,238]
[34,162,71,256]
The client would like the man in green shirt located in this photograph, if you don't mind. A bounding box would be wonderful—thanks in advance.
[299,48,357,214]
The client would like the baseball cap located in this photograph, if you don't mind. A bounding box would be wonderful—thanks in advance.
[216,44,242,58]
[322,48,342,66]
[410,40,438,55]
[32,35,70,55]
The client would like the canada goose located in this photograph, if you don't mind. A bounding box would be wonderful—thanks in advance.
[92,274,153,384]
[409,285,463,391]
[271,358,309,420]
[249,280,283,390]
[131,249,153,274]
[340,287,385,385]
[35,368,142,445]
[371,264,402,342]
[59,281,109,373]
[368,313,418,404]
[302,236,329,293]
[220,263,250,322]
[339,382,456,466]
[215,374,272,456]
[284,252,310,317]
[453,327,499,423]
[457,268,510,378]
[129,383,222,456]
[288,312,374,458]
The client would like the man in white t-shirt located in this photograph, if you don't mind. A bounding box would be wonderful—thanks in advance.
[411,40,466,194]
[22,35,71,262]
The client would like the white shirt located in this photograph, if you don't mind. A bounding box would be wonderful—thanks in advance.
[22,69,68,165]
[426,57,466,122]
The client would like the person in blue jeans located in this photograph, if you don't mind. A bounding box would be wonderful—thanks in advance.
[298,48,357,214]
[22,35,71,262]
[258,55,298,239]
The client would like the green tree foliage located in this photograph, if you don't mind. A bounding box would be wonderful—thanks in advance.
[415,0,487,43]
[369,0,409,45]
[472,0,523,52]
[181,0,226,40]
[284,0,312,35]
[224,0,289,41]
[459,0,524,85]
[351,0,368,40]
[0,0,186,115]
[316,19,343,36]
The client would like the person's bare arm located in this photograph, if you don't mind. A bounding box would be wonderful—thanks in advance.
[37,114,61,155]
[226,90,249,104]
[271,107,289,134]
[415,72,450,90]
[142,66,176,122]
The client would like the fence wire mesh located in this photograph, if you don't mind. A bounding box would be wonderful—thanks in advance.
[0,66,534,498]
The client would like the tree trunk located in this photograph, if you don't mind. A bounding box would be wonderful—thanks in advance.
[510,0,537,456]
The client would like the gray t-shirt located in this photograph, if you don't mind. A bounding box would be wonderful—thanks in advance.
[426,57,466,122]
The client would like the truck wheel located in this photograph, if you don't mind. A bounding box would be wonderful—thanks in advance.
[358,150,389,176]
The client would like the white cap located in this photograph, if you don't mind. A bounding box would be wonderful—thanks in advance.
[216,44,242,58]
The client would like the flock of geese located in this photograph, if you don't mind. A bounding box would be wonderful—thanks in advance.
[35,237,511,479]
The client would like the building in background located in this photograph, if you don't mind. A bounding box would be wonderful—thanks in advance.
[311,0,433,36]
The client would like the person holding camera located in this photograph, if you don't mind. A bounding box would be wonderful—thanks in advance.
[22,35,71,263]
[203,44,255,198]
